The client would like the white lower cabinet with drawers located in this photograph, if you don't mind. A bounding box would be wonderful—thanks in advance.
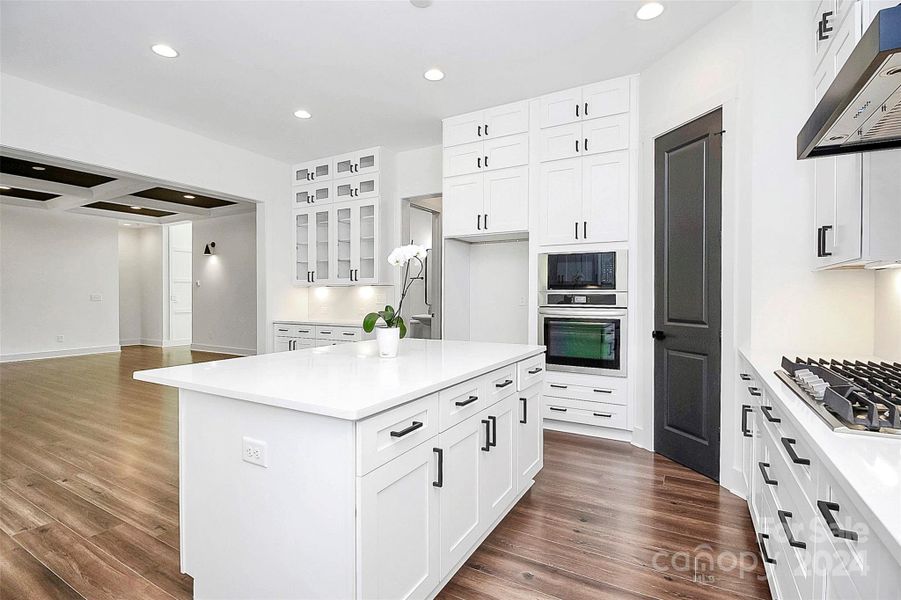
[542,370,631,436]
[737,354,901,600]
[272,321,372,352]
[358,359,544,600]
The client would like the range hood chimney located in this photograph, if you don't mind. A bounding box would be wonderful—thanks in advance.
[798,4,901,159]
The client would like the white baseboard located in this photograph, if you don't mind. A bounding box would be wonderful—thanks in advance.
[190,343,256,357]
[121,339,165,347]
[120,338,142,347]
[0,345,121,363]
[543,419,633,442]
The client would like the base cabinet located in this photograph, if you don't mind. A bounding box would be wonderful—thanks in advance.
[358,442,440,600]
[478,395,518,526]
[437,417,483,574]
[517,384,543,490]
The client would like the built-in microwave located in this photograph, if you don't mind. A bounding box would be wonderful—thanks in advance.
[538,250,628,377]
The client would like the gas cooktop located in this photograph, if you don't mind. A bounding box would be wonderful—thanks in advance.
[776,357,901,438]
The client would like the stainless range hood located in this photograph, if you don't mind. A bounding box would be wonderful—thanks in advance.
[798,4,901,159]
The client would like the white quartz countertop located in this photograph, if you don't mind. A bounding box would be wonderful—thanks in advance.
[273,319,366,327]
[740,348,901,564]
[134,339,544,420]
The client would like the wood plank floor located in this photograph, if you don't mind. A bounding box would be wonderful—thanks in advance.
[1,346,771,600]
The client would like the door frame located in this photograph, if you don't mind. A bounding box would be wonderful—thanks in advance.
[635,90,751,495]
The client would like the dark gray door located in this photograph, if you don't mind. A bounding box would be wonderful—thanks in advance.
[653,109,723,481]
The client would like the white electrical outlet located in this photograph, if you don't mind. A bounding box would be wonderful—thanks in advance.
[242,437,267,467]
[90,294,103,302]
[56,335,64,343]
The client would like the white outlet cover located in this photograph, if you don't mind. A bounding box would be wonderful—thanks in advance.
[90,293,103,301]
[242,436,267,467]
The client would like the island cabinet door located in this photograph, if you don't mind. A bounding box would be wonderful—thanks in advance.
[479,395,518,526]
[436,417,483,576]
[358,441,440,600]
[516,383,543,490]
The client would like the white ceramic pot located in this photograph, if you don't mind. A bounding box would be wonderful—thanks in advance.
[376,326,401,358]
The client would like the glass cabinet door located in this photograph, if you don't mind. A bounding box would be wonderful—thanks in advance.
[354,201,378,283]
[295,211,311,284]
[312,208,331,283]
[355,149,378,176]
[335,205,353,282]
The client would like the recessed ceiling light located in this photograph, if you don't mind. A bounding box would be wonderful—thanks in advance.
[31,166,46,171]
[183,194,196,199]
[151,44,179,58]
[636,2,664,20]
[410,0,432,7]
[293,109,312,119]
[423,68,445,81]
[130,206,142,210]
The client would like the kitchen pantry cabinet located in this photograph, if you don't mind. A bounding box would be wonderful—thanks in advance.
[811,0,901,268]
[538,151,629,245]
[538,78,630,129]
[443,166,528,238]
[357,357,545,600]
[442,101,529,148]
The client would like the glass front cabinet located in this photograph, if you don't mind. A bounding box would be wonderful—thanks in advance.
[294,199,379,286]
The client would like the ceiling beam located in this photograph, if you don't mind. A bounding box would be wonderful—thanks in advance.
[116,195,212,216]
[70,206,163,225]
[90,178,154,202]
[209,202,257,217]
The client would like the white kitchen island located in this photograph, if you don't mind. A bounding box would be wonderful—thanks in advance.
[134,339,546,600]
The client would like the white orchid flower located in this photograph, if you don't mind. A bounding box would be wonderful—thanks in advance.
[387,244,427,266]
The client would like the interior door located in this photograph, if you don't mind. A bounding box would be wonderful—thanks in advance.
[443,174,483,237]
[168,222,192,345]
[482,166,528,234]
[539,158,583,245]
[437,418,482,575]
[653,108,723,481]
[358,442,439,600]
[478,395,517,526]
[582,150,629,243]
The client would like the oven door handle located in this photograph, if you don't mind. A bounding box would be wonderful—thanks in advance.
[538,309,627,319]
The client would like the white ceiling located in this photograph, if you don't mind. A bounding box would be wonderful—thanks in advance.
[0,0,736,163]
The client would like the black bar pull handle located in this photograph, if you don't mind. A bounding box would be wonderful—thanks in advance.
[584,102,588,117]
[527,367,543,374]
[758,533,777,565]
[455,395,478,407]
[761,406,780,423]
[342,332,355,336]
[575,221,579,240]
[817,501,858,541]
[549,384,568,389]
[484,155,488,168]
[758,462,777,486]
[741,405,752,437]
[484,213,488,229]
[593,388,613,394]
[740,373,752,381]
[477,214,482,230]
[484,123,488,136]
[748,387,762,397]
[477,125,482,137]
[583,221,587,239]
[593,412,613,418]
[549,406,567,412]
[481,419,491,452]
[432,447,443,488]
[488,415,497,447]
[390,421,423,438]
[584,138,589,152]
[576,139,580,153]
[477,156,482,169]
[575,103,580,117]
[520,397,527,424]
[781,437,811,466]
[495,379,513,388]
[778,510,807,549]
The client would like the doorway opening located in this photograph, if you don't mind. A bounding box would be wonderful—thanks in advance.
[653,108,724,481]
[400,194,442,339]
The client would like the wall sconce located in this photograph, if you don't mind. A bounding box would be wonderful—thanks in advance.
[203,242,216,256]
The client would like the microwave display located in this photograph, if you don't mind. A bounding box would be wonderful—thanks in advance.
[546,252,617,290]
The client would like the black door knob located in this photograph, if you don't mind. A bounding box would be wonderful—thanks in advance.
[652,330,667,340]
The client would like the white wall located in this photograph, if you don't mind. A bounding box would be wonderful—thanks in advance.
[395,145,442,199]
[0,73,288,354]
[118,227,143,345]
[0,205,120,360]
[636,0,878,491]
[468,241,528,344]
[192,212,258,355]
[306,286,393,324]
[875,269,901,361]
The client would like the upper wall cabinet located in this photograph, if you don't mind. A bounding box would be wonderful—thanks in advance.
[443,101,529,148]
[810,0,901,269]
[292,146,393,286]
[443,133,529,177]
[538,79,630,129]
[538,114,630,162]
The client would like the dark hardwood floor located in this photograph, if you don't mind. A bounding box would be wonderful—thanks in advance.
[0,346,770,600]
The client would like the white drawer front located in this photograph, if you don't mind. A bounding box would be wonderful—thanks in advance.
[543,378,627,406]
[314,325,341,340]
[437,377,484,432]
[332,326,362,342]
[356,394,439,475]
[482,364,517,406]
[543,399,628,430]
[273,323,315,339]
[516,355,546,391]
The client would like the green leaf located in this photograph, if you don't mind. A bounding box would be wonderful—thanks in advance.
[362,312,380,333]
[383,305,395,323]
[396,317,407,339]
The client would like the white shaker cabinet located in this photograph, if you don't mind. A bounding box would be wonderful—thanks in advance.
[358,442,440,600]
[478,394,518,526]
[538,158,583,245]
[436,417,483,574]
[442,101,529,148]
[538,114,630,162]
[443,166,528,238]
[516,384,543,491]
[538,78,630,129]
[443,134,528,177]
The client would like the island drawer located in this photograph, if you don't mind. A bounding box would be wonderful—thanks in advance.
[483,364,518,406]
[438,377,485,432]
[517,355,545,391]
[544,377,627,406]
[543,398,628,430]
[356,393,439,475]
